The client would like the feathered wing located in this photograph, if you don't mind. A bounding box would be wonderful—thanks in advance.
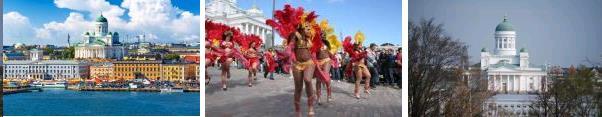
[354,31,365,46]
[319,19,340,54]
[310,23,323,55]
[327,35,341,54]
[342,36,354,56]
[266,4,304,43]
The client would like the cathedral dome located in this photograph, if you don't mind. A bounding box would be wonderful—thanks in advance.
[96,14,108,22]
[495,16,514,31]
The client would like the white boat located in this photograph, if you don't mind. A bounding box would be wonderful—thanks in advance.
[129,83,138,89]
[31,81,66,88]
[160,87,184,93]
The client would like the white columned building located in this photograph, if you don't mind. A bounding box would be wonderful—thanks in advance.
[481,16,548,116]
[74,14,125,60]
[3,60,89,81]
[206,0,273,48]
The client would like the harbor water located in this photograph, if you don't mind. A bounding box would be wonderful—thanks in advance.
[3,88,200,116]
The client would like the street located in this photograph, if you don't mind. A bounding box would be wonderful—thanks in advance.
[206,67,402,117]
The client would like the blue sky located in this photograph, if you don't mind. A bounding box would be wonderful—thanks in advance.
[410,0,602,67]
[4,0,200,26]
[220,0,402,46]
[3,0,200,46]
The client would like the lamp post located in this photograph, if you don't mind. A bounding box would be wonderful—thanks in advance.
[271,0,276,48]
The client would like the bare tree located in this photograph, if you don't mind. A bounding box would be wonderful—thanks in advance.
[409,18,491,116]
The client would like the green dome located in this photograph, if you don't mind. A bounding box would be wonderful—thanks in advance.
[495,16,514,31]
[520,48,526,52]
[96,14,107,22]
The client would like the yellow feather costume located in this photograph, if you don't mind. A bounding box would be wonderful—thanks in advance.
[319,20,341,54]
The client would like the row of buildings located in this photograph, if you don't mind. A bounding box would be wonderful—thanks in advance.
[2,13,200,82]
[3,59,199,82]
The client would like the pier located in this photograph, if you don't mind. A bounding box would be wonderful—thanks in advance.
[3,86,43,95]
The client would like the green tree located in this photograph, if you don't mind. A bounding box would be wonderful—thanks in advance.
[164,54,180,60]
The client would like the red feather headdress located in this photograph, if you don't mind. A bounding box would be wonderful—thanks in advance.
[205,20,243,46]
[239,34,263,51]
[266,4,320,45]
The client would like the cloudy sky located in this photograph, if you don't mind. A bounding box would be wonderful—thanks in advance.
[216,0,402,46]
[410,0,602,67]
[3,0,200,46]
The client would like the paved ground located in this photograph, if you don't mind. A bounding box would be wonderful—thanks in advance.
[206,67,402,117]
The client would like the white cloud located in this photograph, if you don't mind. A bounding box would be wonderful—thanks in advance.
[3,12,36,45]
[35,12,91,42]
[9,0,200,45]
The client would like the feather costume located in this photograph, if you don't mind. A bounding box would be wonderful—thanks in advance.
[342,31,369,76]
[266,4,329,81]
[205,20,248,66]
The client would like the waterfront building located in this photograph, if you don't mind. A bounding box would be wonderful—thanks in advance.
[161,64,186,81]
[90,62,114,80]
[113,60,162,80]
[206,0,274,48]
[74,14,125,60]
[481,16,548,116]
[185,63,199,81]
[2,60,89,81]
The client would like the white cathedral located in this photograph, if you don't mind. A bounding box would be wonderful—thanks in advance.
[481,16,548,116]
[206,0,273,48]
[74,14,125,59]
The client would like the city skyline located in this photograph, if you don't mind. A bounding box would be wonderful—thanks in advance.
[222,0,402,46]
[3,0,201,46]
[410,0,602,67]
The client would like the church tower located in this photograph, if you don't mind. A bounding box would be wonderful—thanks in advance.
[94,13,109,36]
[494,16,517,56]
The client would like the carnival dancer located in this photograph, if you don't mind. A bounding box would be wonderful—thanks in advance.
[205,20,247,91]
[315,20,340,104]
[264,48,278,80]
[343,31,371,99]
[240,34,263,87]
[267,4,329,117]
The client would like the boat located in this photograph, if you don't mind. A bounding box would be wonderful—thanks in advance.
[160,87,184,93]
[31,81,66,88]
[129,83,138,89]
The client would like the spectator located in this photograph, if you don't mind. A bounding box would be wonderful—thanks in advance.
[366,44,380,89]
[384,49,397,86]
[379,50,390,85]
[331,52,342,82]
[395,48,402,88]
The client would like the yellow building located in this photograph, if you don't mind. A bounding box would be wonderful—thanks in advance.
[161,63,199,82]
[113,60,162,80]
[185,63,199,81]
[89,62,114,80]
[161,64,186,81]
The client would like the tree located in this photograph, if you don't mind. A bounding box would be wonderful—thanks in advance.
[59,47,75,59]
[164,54,180,60]
[409,18,489,116]
[531,64,598,116]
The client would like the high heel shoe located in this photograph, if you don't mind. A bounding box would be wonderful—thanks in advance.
[308,111,315,117]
